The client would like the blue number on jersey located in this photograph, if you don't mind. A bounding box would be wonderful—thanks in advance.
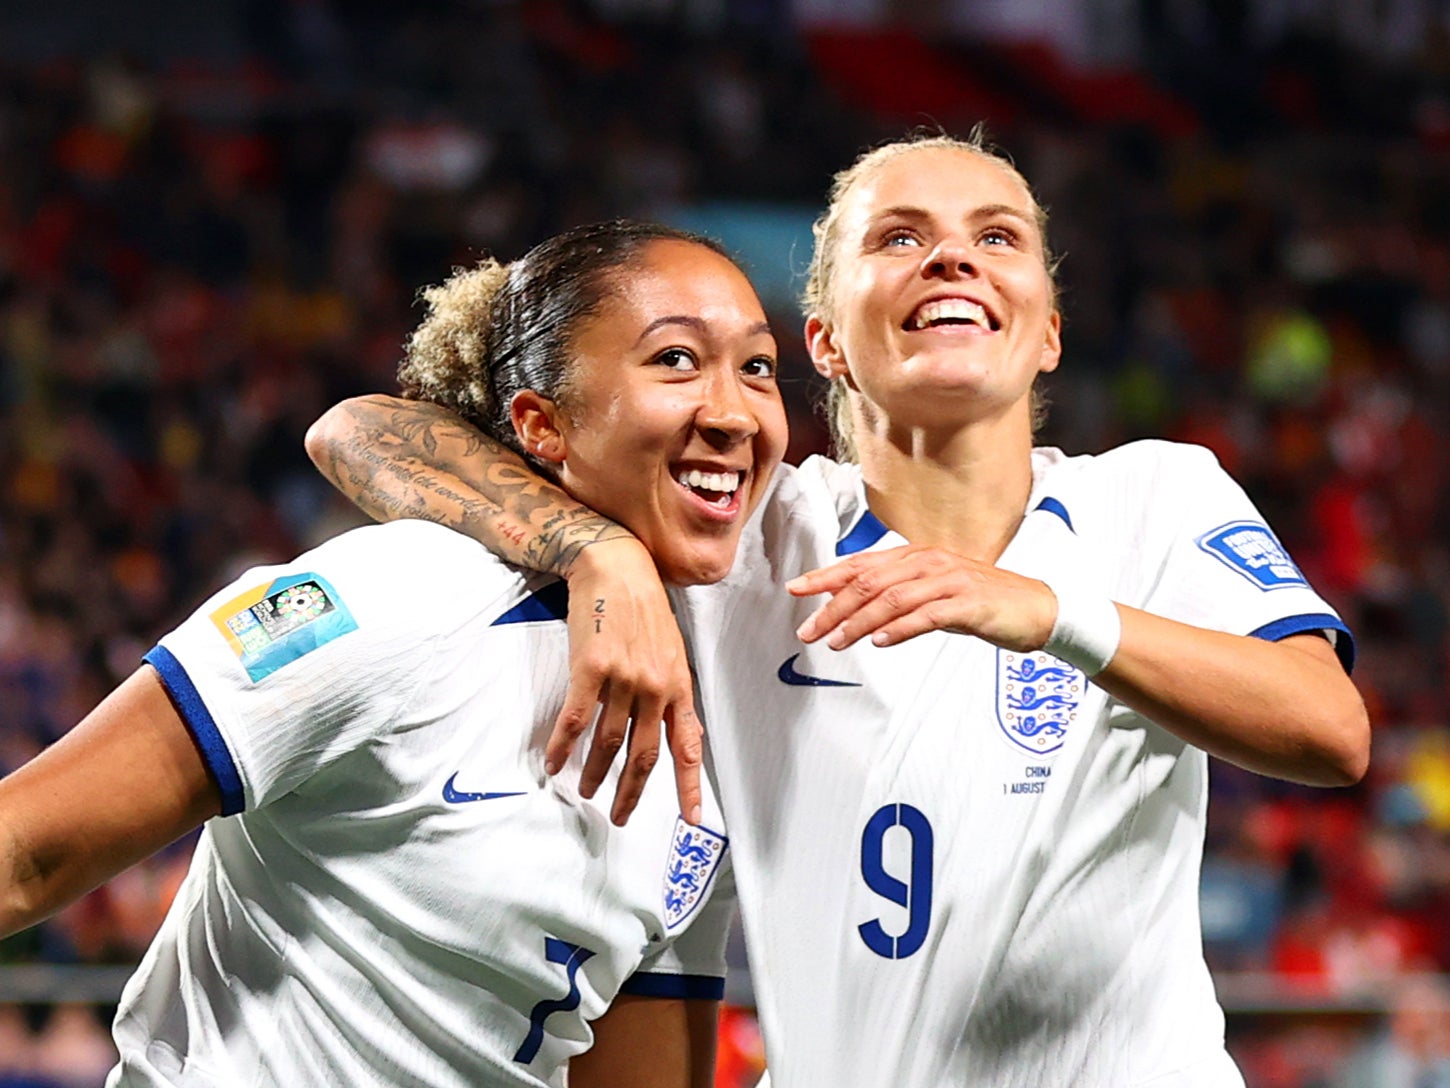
[514,937,596,1064]
[858,803,934,959]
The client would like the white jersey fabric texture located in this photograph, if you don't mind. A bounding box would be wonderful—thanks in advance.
[111,518,733,1088]
[677,440,1353,1088]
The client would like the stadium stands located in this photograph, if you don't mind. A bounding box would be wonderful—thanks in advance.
[1,2,1448,1083]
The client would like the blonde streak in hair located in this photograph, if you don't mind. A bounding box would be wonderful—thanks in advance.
[400,259,510,419]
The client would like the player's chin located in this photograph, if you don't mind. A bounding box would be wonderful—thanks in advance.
[653,531,740,587]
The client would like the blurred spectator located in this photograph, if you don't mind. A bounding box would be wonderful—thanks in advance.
[1333,974,1450,1088]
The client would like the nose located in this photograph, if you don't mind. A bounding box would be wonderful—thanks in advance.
[696,369,759,448]
[923,236,976,279]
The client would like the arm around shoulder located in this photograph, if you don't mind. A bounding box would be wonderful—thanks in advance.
[305,394,635,576]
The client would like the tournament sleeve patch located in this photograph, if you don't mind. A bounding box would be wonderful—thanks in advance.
[209,573,358,682]
[1196,521,1308,590]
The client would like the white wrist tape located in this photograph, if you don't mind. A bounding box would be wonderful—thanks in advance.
[1041,581,1121,677]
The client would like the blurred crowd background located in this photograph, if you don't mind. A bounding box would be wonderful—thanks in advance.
[2,0,1450,1085]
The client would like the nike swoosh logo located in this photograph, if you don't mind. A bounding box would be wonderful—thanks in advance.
[777,653,861,688]
[443,773,528,804]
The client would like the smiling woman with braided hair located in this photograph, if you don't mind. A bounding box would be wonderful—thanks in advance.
[0,219,788,1088]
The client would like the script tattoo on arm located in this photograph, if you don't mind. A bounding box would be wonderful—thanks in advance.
[308,395,632,577]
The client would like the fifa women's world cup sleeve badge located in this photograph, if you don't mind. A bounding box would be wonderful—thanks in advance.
[995,649,1083,756]
[662,819,729,931]
[210,573,359,682]
[1196,521,1309,589]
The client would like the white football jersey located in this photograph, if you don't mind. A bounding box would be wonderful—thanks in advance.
[678,441,1352,1088]
[110,519,733,1088]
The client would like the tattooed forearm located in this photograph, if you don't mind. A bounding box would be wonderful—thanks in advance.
[306,395,632,577]
[524,514,633,576]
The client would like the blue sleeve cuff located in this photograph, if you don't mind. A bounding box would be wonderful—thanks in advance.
[143,645,245,815]
[617,973,726,1000]
[1249,613,1356,674]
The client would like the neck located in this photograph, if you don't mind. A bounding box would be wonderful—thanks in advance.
[853,412,1035,563]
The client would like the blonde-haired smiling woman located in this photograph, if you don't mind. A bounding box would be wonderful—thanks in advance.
[309,131,1369,1088]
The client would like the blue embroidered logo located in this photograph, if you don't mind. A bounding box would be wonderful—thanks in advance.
[441,773,527,804]
[1197,521,1307,589]
[663,819,728,931]
[777,653,861,688]
[995,650,1083,756]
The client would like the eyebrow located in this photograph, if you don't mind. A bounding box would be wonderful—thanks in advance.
[975,203,1036,225]
[870,203,1036,227]
[633,315,774,346]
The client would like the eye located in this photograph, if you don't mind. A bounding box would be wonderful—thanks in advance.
[653,347,699,372]
[980,225,1021,248]
[880,227,922,248]
[742,355,777,379]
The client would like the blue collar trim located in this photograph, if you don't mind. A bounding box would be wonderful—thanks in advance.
[1032,496,1074,532]
[837,509,890,556]
[493,580,569,625]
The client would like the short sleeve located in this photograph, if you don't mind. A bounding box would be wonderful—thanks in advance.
[1138,444,1354,671]
[147,521,501,813]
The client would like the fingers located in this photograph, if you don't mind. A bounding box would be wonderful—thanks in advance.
[554,680,700,828]
[580,680,632,800]
[849,601,961,648]
[551,538,696,823]
[792,548,1059,653]
[802,575,963,649]
[795,549,960,646]
[664,703,704,827]
[546,672,606,776]
[603,692,666,828]
[785,553,873,597]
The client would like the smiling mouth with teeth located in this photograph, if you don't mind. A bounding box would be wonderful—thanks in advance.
[908,298,993,331]
[676,468,743,508]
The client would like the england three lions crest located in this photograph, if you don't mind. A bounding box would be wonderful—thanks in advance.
[996,650,1084,756]
[663,819,728,931]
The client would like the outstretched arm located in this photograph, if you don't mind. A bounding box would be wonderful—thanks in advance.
[0,666,220,938]
[788,545,1369,787]
[305,395,702,826]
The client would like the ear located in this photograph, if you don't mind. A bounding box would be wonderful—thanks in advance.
[805,315,848,381]
[1038,309,1062,375]
[511,390,568,464]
